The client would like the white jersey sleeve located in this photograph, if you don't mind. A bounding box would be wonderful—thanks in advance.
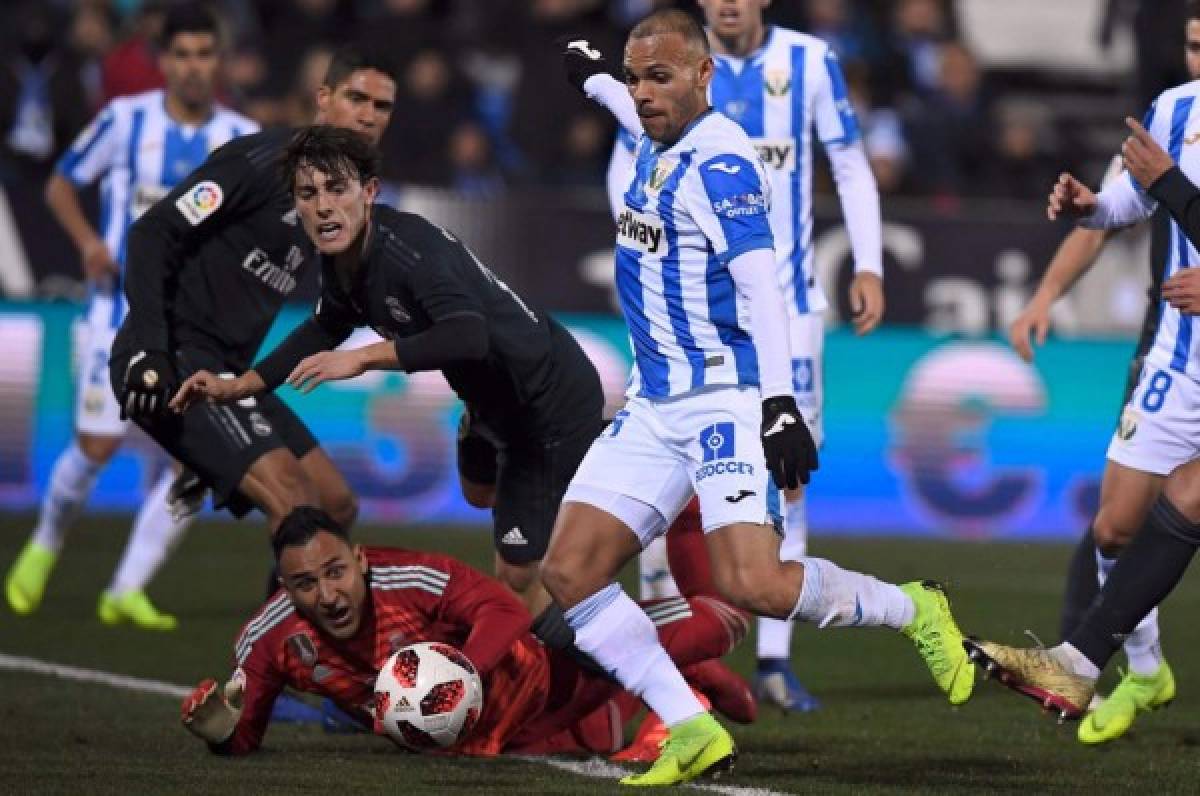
[55,102,121,187]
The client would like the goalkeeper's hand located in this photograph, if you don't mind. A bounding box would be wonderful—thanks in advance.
[181,677,244,745]
[557,36,608,93]
[760,395,819,490]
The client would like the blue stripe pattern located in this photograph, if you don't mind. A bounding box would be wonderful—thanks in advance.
[790,44,809,313]
[821,50,860,145]
[657,151,707,389]
[55,111,114,183]
[617,138,668,395]
[705,249,759,385]
[1168,96,1195,372]
[112,108,146,328]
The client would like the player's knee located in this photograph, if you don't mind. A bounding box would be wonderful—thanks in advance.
[77,434,121,465]
[1163,465,1200,523]
[1092,511,1136,556]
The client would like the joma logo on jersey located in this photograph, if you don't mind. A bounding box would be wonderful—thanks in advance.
[752,138,796,171]
[616,209,664,254]
[242,245,304,295]
[764,69,791,97]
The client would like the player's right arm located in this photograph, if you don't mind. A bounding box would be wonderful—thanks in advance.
[47,105,120,281]
[181,641,286,756]
[1009,227,1118,362]
[169,281,357,412]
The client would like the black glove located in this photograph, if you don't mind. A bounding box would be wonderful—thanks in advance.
[120,350,176,420]
[557,35,608,93]
[760,395,818,490]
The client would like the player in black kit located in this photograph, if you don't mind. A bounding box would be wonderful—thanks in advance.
[112,47,397,531]
[170,125,605,613]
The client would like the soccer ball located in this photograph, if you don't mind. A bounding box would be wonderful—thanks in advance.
[373,642,484,750]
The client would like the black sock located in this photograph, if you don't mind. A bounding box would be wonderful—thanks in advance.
[1068,496,1200,670]
[1059,526,1098,641]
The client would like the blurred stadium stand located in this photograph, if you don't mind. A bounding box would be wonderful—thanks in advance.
[0,0,1180,329]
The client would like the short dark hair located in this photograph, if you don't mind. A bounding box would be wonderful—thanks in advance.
[282,124,382,191]
[322,44,399,90]
[272,506,350,560]
[158,2,220,50]
[1190,0,1200,23]
[629,9,710,56]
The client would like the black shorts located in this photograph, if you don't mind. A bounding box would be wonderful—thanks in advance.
[458,413,602,566]
[110,347,318,518]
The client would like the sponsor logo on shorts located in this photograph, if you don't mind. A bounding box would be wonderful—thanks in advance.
[793,357,814,393]
[175,180,223,225]
[697,460,755,482]
[725,489,756,504]
[249,412,272,437]
[700,422,736,462]
[501,527,528,546]
[83,387,107,415]
[1117,408,1139,442]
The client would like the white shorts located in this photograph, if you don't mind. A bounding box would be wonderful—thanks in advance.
[1106,362,1200,476]
[563,385,781,548]
[788,312,824,447]
[73,295,128,438]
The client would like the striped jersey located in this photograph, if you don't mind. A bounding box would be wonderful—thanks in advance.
[612,27,859,318]
[615,110,774,399]
[1127,81,1200,379]
[55,89,256,326]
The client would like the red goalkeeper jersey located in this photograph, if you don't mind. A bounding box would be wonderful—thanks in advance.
[223,547,548,756]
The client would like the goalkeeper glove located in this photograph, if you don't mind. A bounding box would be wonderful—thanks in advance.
[181,677,244,745]
[760,395,819,490]
[120,349,177,420]
[167,468,207,523]
[557,36,608,93]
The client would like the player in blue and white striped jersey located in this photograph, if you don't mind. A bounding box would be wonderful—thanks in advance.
[605,1,885,712]
[4,4,256,631]
[549,12,970,786]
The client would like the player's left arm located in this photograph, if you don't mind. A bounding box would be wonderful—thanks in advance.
[430,555,532,676]
[689,156,818,488]
[814,48,884,334]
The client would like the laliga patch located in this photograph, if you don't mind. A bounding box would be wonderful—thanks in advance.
[175,180,224,226]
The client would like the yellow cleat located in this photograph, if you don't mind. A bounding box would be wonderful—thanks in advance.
[97,590,178,631]
[620,712,736,787]
[1078,662,1175,744]
[964,638,1095,721]
[5,541,57,615]
[900,581,975,705]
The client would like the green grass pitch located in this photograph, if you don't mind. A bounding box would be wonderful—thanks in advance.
[2,515,1198,794]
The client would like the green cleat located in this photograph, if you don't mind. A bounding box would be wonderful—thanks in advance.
[619,712,736,787]
[900,581,975,705]
[5,541,57,615]
[1078,662,1175,745]
[97,590,178,631]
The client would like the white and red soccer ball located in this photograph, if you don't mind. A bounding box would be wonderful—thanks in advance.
[373,642,484,750]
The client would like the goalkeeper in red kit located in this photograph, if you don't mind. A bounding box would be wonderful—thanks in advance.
[181,507,751,756]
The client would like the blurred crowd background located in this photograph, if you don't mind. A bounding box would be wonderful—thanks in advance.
[0,0,1187,299]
